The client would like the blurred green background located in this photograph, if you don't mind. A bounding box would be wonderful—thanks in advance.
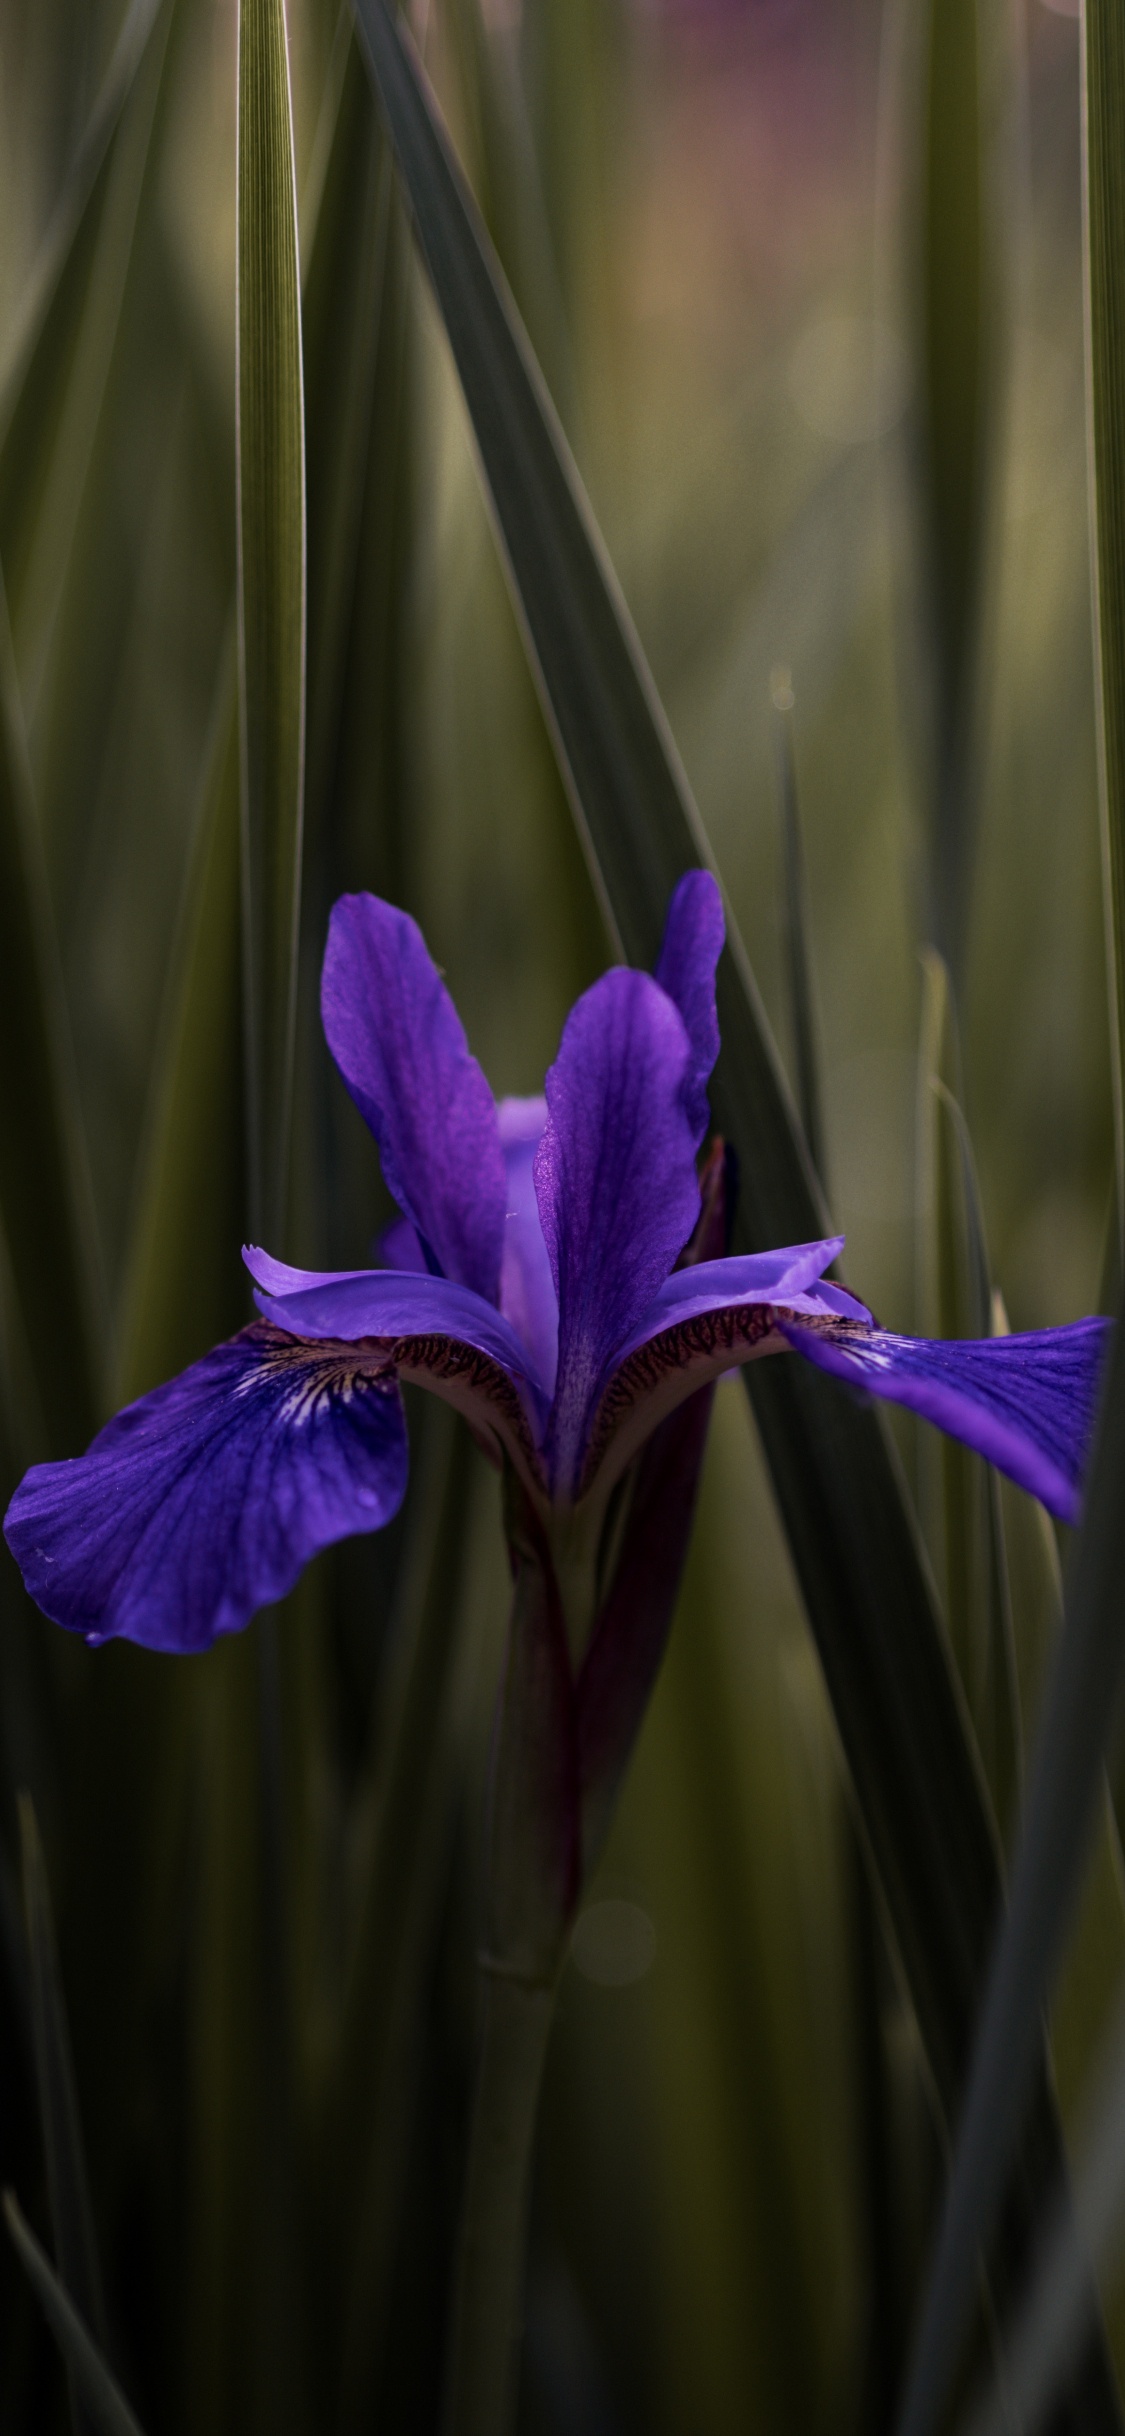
[0,0,1118,2431]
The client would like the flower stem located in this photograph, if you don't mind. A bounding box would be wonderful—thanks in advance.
[442,1964,557,2436]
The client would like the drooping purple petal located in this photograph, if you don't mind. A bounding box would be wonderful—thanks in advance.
[245,1249,550,1478]
[782,1316,1110,1524]
[498,1096,559,1396]
[655,868,725,1145]
[321,893,507,1302]
[533,969,701,1495]
[3,1325,408,1653]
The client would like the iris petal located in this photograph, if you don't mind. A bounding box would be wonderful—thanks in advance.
[655,868,725,1146]
[3,1325,408,1652]
[533,969,701,1495]
[246,1253,551,1478]
[321,893,507,1302]
[497,1096,559,1396]
[782,1316,1110,1524]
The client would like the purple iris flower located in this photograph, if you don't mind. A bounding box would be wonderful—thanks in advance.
[3,875,1109,1667]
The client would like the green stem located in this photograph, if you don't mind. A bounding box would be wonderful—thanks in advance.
[442,1964,557,2436]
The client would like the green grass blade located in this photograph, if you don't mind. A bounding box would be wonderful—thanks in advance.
[237,0,307,1245]
[771,673,826,1192]
[18,1796,107,2436]
[0,0,173,690]
[912,0,995,969]
[115,635,244,1402]
[959,1992,1125,2436]
[302,34,392,844]
[915,955,1021,1835]
[0,0,165,492]
[0,578,100,1455]
[896,1311,1125,2436]
[351,0,1028,2139]
[3,2193,145,2436]
[1084,0,1125,1235]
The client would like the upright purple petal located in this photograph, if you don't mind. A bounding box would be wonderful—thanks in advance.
[534,969,700,1495]
[655,869,725,1145]
[782,1317,1110,1524]
[498,1097,559,1396]
[3,1326,408,1652]
[376,1214,428,1272]
[321,894,507,1302]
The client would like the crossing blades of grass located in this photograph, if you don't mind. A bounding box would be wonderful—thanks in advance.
[18,1797,107,2436]
[237,0,307,1246]
[895,1310,1125,2436]
[3,2194,145,2436]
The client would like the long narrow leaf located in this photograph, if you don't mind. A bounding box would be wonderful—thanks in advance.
[911,0,996,969]
[0,0,165,425]
[3,2193,145,2436]
[115,637,244,1402]
[348,8,1107,2304]
[1084,0,1125,1233]
[237,0,307,1244]
[771,672,826,1190]
[896,1313,1125,2436]
[18,1797,106,2436]
[0,578,100,1455]
[0,1,174,699]
[960,1983,1125,2436]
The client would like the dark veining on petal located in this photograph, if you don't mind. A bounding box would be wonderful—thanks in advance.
[387,1333,545,1480]
[579,1301,780,1495]
[249,1320,544,1479]
[234,1323,399,1417]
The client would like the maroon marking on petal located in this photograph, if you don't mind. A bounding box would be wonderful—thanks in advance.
[384,1333,544,1483]
[236,1322,399,1406]
[579,1299,778,1497]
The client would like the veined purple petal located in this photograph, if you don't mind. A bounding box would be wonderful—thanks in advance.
[577,1242,865,1497]
[655,869,725,1146]
[498,1096,559,1396]
[321,894,507,1302]
[3,1325,408,1652]
[534,969,701,1496]
[616,1237,860,1362]
[781,1317,1110,1525]
[246,1252,550,1478]
[245,1249,545,1388]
